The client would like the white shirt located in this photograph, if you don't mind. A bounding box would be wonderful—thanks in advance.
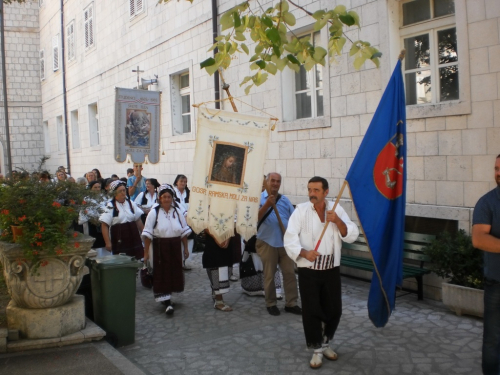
[173,186,189,215]
[78,195,106,225]
[284,201,359,268]
[99,199,143,227]
[134,191,158,210]
[141,206,192,240]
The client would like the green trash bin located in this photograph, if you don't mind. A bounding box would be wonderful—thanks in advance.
[90,254,142,347]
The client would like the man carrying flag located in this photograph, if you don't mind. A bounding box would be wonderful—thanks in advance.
[345,55,407,328]
[284,176,359,369]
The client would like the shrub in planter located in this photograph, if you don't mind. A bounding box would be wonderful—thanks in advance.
[424,229,483,290]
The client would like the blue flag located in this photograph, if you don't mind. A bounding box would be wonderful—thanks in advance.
[345,60,406,328]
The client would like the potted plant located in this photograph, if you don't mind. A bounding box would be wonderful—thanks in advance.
[0,172,100,309]
[424,229,484,317]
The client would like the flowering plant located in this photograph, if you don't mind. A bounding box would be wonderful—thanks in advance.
[0,175,100,265]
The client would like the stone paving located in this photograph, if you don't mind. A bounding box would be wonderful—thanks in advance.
[119,253,483,375]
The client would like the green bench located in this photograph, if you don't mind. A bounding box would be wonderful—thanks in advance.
[340,231,435,300]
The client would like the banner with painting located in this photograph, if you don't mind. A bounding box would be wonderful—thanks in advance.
[114,87,161,164]
[187,107,271,243]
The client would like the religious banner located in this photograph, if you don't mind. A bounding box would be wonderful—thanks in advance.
[114,87,161,164]
[187,107,271,243]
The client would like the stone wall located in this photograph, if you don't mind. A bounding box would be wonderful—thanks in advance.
[0,0,43,174]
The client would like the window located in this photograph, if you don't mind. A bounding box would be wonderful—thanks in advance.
[129,0,144,18]
[56,116,65,152]
[294,32,323,120]
[52,35,59,71]
[43,121,50,153]
[401,0,457,105]
[39,49,45,81]
[84,4,94,49]
[171,71,192,135]
[278,29,331,131]
[88,103,99,146]
[71,110,80,149]
[67,21,75,62]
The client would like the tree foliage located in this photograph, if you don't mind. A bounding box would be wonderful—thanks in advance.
[159,0,381,94]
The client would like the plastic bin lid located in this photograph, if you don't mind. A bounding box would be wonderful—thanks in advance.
[91,254,142,269]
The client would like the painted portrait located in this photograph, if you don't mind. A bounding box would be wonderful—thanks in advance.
[208,142,248,187]
[125,109,151,148]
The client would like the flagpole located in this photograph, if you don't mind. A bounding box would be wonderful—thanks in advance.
[313,180,347,251]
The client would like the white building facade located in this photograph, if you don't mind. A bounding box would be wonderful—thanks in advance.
[2,0,499,298]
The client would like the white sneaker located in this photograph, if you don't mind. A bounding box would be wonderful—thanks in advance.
[310,352,323,369]
[322,346,338,361]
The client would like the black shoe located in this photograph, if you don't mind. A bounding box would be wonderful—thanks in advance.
[165,305,174,315]
[284,305,302,315]
[267,306,280,316]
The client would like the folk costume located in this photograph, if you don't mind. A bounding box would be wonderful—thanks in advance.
[202,232,240,298]
[99,180,144,259]
[142,184,191,310]
[78,193,107,257]
[173,182,194,269]
[284,200,358,364]
[135,190,158,224]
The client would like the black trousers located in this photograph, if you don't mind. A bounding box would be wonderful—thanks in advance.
[298,266,342,349]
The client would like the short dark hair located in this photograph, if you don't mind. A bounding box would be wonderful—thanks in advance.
[497,154,500,159]
[308,176,328,190]
[126,168,133,174]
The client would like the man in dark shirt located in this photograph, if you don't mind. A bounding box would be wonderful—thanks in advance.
[472,154,500,375]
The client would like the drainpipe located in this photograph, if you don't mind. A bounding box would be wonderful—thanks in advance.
[60,0,70,174]
[0,2,12,176]
[211,0,220,109]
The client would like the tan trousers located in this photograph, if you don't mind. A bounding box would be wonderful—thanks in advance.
[256,239,299,308]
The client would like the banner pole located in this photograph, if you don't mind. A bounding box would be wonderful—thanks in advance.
[313,180,347,251]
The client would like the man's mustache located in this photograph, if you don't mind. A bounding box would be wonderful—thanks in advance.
[309,196,317,201]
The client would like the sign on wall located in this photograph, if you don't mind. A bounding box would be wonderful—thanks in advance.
[114,87,161,164]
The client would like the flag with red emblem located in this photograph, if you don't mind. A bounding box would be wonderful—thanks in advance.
[345,59,407,327]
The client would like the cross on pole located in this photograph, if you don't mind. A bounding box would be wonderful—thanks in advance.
[132,66,144,89]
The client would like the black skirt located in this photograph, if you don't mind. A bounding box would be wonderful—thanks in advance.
[202,233,236,269]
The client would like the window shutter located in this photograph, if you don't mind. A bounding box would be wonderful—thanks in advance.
[84,5,94,48]
[67,22,75,61]
[40,50,45,81]
[137,0,143,13]
[52,35,59,71]
[130,0,135,17]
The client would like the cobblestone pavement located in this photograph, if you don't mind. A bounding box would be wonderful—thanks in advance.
[120,253,483,375]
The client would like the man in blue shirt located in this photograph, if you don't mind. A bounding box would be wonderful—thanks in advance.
[127,163,147,201]
[472,154,500,375]
[256,172,301,316]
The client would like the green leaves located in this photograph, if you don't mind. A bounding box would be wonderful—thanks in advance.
[200,57,215,69]
[195,0,381,93]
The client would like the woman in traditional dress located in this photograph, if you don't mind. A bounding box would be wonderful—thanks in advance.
[134,178,160,224]
[173,174,193,271]
[203,229,240,312]
[142,184,191,315]
[100,180,144,259]
[78,180,108,257]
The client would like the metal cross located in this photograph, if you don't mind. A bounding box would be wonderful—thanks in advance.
[132,66,144,89]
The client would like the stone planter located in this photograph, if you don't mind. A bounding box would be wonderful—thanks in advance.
[0,235,95,309]
[442,282,484,318]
